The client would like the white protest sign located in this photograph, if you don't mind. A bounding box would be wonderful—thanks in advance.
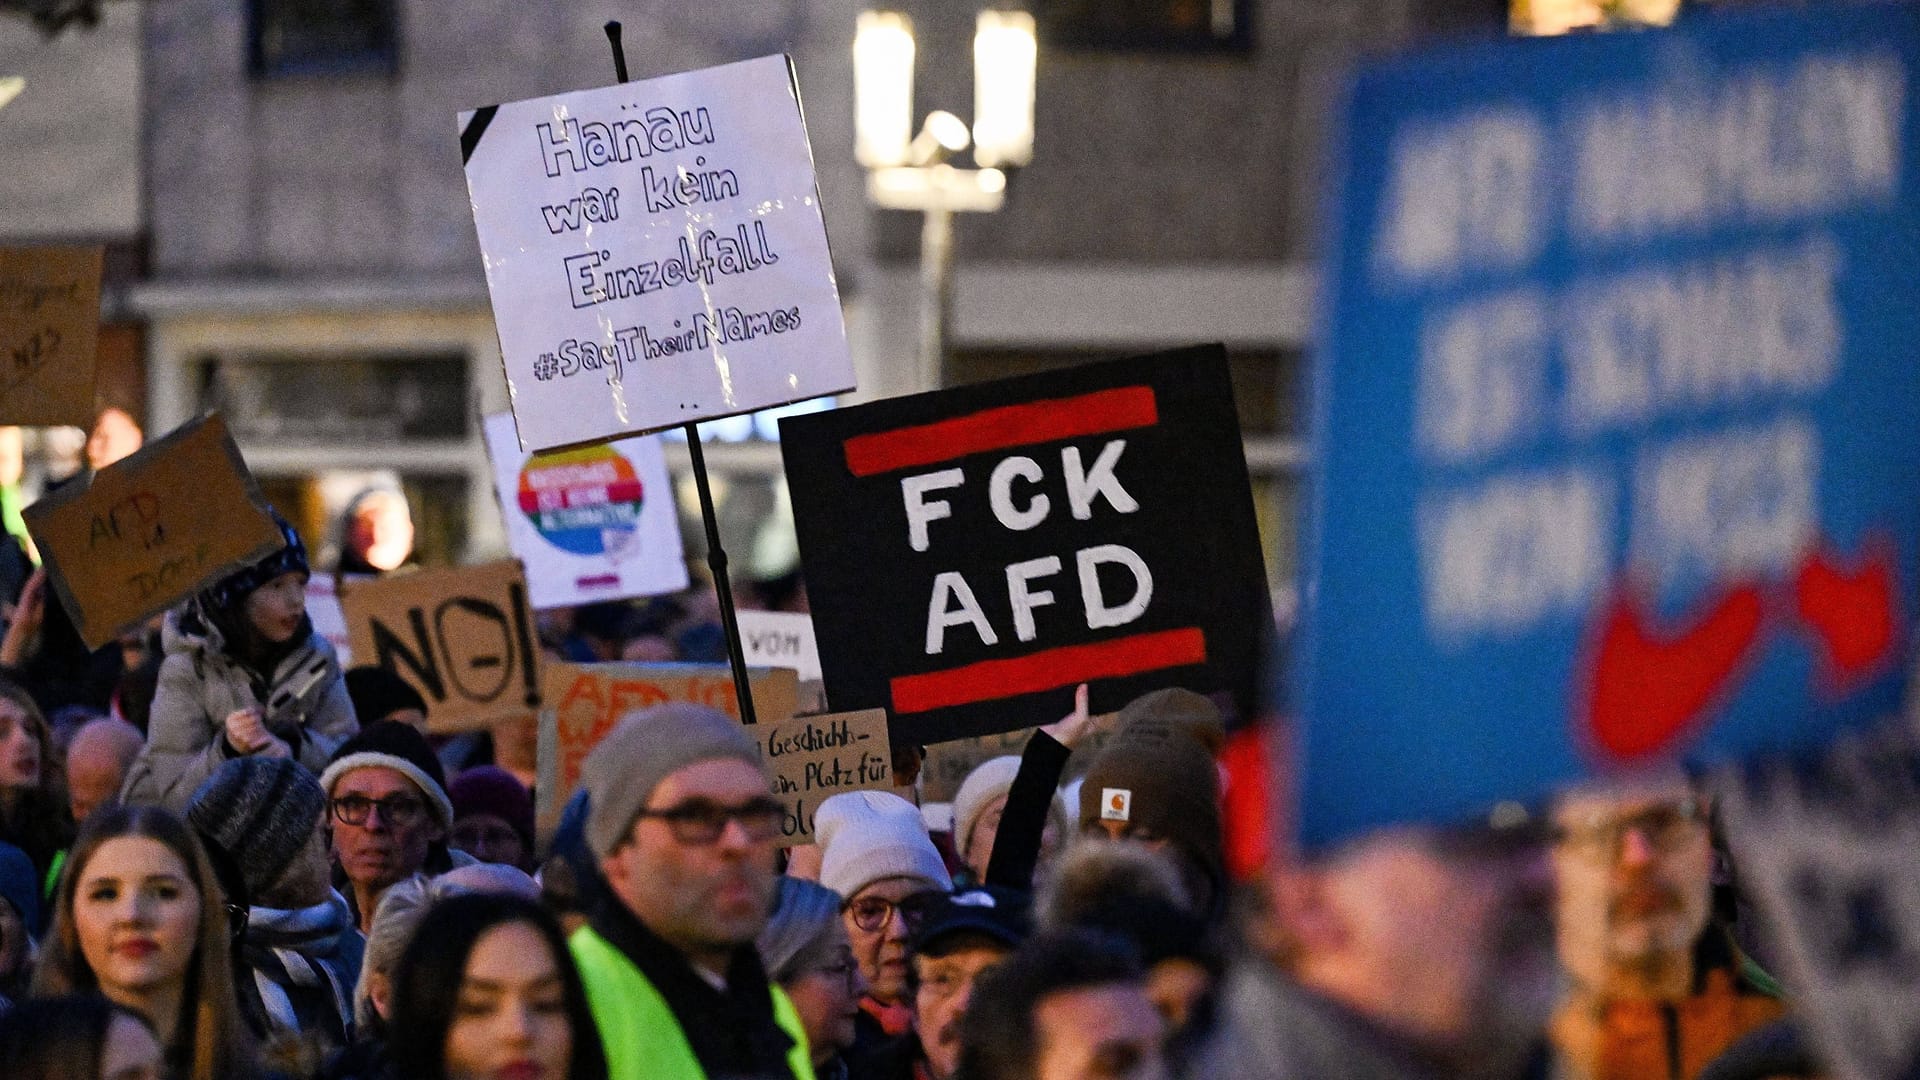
[306,573,352,665]
[460,55,855,452]
[737,610,820,682]
[483,413,688,609]
[1715,721,1920,1080]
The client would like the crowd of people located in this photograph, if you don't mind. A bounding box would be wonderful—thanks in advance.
[0,419,1844,1080]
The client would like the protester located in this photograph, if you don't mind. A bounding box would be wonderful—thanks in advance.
[335,487,415,579]
[65,717,144,826]
[975,683,1103,893]
[0,841,38,1007]
[31,804,259,1080]
[1193,812,1559,1080]
[573,702,812,1079]
[449,765,537,872]
[758,876,866,1078]
[951,755,1067,885]
[319,720,468,932]
[342,666,428,732]
[958,928,1165,1080]
[0,675,70,907]
[0,994,166,1080]
[84,407,144,473]
[1076,689,1227,920]
[385,892,607,1080]
[185,757,360,1073]
[815,788,952,1055]
[1550,774,1784,1080]
[121,514,357,811]
[866,885,1031,1080]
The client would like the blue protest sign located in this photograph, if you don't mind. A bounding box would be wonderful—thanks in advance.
[1299,4,1920,849]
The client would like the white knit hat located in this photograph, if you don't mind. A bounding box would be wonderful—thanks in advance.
[816,790,952,900]
[952,756,1072,860]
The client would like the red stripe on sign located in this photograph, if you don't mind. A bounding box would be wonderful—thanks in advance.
[843,386,1159,477]
[889,628,1207,714]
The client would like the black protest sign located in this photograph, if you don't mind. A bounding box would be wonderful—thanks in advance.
[780,345,1269,745]
[1715,722,1920,1080]
[342,561,542,732]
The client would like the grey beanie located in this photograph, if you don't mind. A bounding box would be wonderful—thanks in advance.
[582,702,767,858]
[756,876,845,983]
[187,757,327,896]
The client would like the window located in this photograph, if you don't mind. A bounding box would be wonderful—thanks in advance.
[248,0,398,78]
[1038,0,1252,53]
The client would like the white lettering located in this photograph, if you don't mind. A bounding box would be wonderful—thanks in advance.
[1419,469,1612,639]
[1063,441,1139,521]
[1006,556,1062,642]
[925,572,998,655]
[989,457,1050,531]
[1078,545,1153,630]
[902,468,965,553]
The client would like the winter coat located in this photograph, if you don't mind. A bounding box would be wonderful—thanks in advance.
[122,605,357,812]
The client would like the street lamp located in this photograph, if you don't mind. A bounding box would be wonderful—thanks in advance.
[854,9,1037,391]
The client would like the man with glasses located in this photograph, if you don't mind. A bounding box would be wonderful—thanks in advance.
[1549,772,1784,1080]
[318,719,466,932]
[871,885,1031,1080]
[571,702,814,1080]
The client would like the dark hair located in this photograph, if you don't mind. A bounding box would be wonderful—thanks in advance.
[386,893,607,1080]
[956,928,1145,1080]
[0,994,158,1079]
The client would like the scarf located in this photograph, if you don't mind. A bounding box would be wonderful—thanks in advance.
[243,891,357,1040]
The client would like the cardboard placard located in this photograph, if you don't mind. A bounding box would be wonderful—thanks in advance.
[341,561,542,733]
[752,708,892,846]
[460,55,855,451]
[0,244,102,426]
[483,412,689,609]
[540,661,801,823]
[1715,723,1920,1080]
[24,414,282,649]
[1297,3,1920,848]
[736,610,821,682]
[920,726,1114,804]
[781,346,1271,746]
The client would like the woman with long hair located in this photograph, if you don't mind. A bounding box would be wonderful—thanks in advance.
[30,804,257,1080]
[386,892,606,1080]
[0,675,74,915]
[0,994,166,1080]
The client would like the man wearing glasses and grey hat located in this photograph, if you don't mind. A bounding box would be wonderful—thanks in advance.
[570,702,816,1080]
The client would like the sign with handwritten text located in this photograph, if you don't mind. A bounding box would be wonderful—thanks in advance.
[460,54,854,451]
[0,244,102,426]
[737,610,821,682]
[342,561,543,733]
[24,414,282,649]
[1298,4,1920,848]
[752,708,892,845]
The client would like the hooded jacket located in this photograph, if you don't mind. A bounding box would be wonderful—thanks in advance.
[123,603,356,811]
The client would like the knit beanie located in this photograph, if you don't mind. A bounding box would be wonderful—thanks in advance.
[198,509,310,615]
[816,790,952,900]
[756,876,845,982]
[345,666,429,725]
[319,719,455,829]
[0,841,37,931]
[581,703,767,859]
[951,755,1071,857]
[186,757,326,898]
[1078,688,1225,900]
[449,765,535,854]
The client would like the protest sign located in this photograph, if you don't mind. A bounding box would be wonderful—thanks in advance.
[1298,3,1920,848]
[460,55,854,451]
[541,660,801,813]
[737,609,821,682]
[921,725,1114,804]
[782,346,1269,746]
[483,412,688,609]
[305,574,352,665]
[1714,722,1920,1080]
[25,414,281,649]
[750,708,892,845]
[342,561,541,733]
[0,244,102,426]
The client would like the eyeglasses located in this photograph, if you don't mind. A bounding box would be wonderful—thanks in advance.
[452,819,525,854]
[331,794,428,829]
[1555,799,1705,862]
[844,891,940,934]
[633,797,785,845]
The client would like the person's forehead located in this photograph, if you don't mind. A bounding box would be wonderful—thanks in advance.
[852,875,937,904]
[0,698,29,724]
[649,756,768,804]
[1036,983,1155,1033]
[915,940,1009,973]
[1555,787,1693,824]
[333,766,424,800]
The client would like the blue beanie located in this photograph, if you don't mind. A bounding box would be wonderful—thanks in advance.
[0,841,38,930]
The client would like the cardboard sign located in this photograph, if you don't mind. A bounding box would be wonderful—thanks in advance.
[483,412,689,609]
[543,660,801,805]
[752,708,892,846]
[0,244,102,426]
[460,55,855,451]
[920,726,1115,805]
[25,414,281,649]
[1297,4,1920,848]
[342,561,542,733]
[737,610,821,682]
[1715,722,1920,1080]
[782,346,1270,746]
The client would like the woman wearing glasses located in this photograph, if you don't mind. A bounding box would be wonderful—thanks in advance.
[758,877,868,1080]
